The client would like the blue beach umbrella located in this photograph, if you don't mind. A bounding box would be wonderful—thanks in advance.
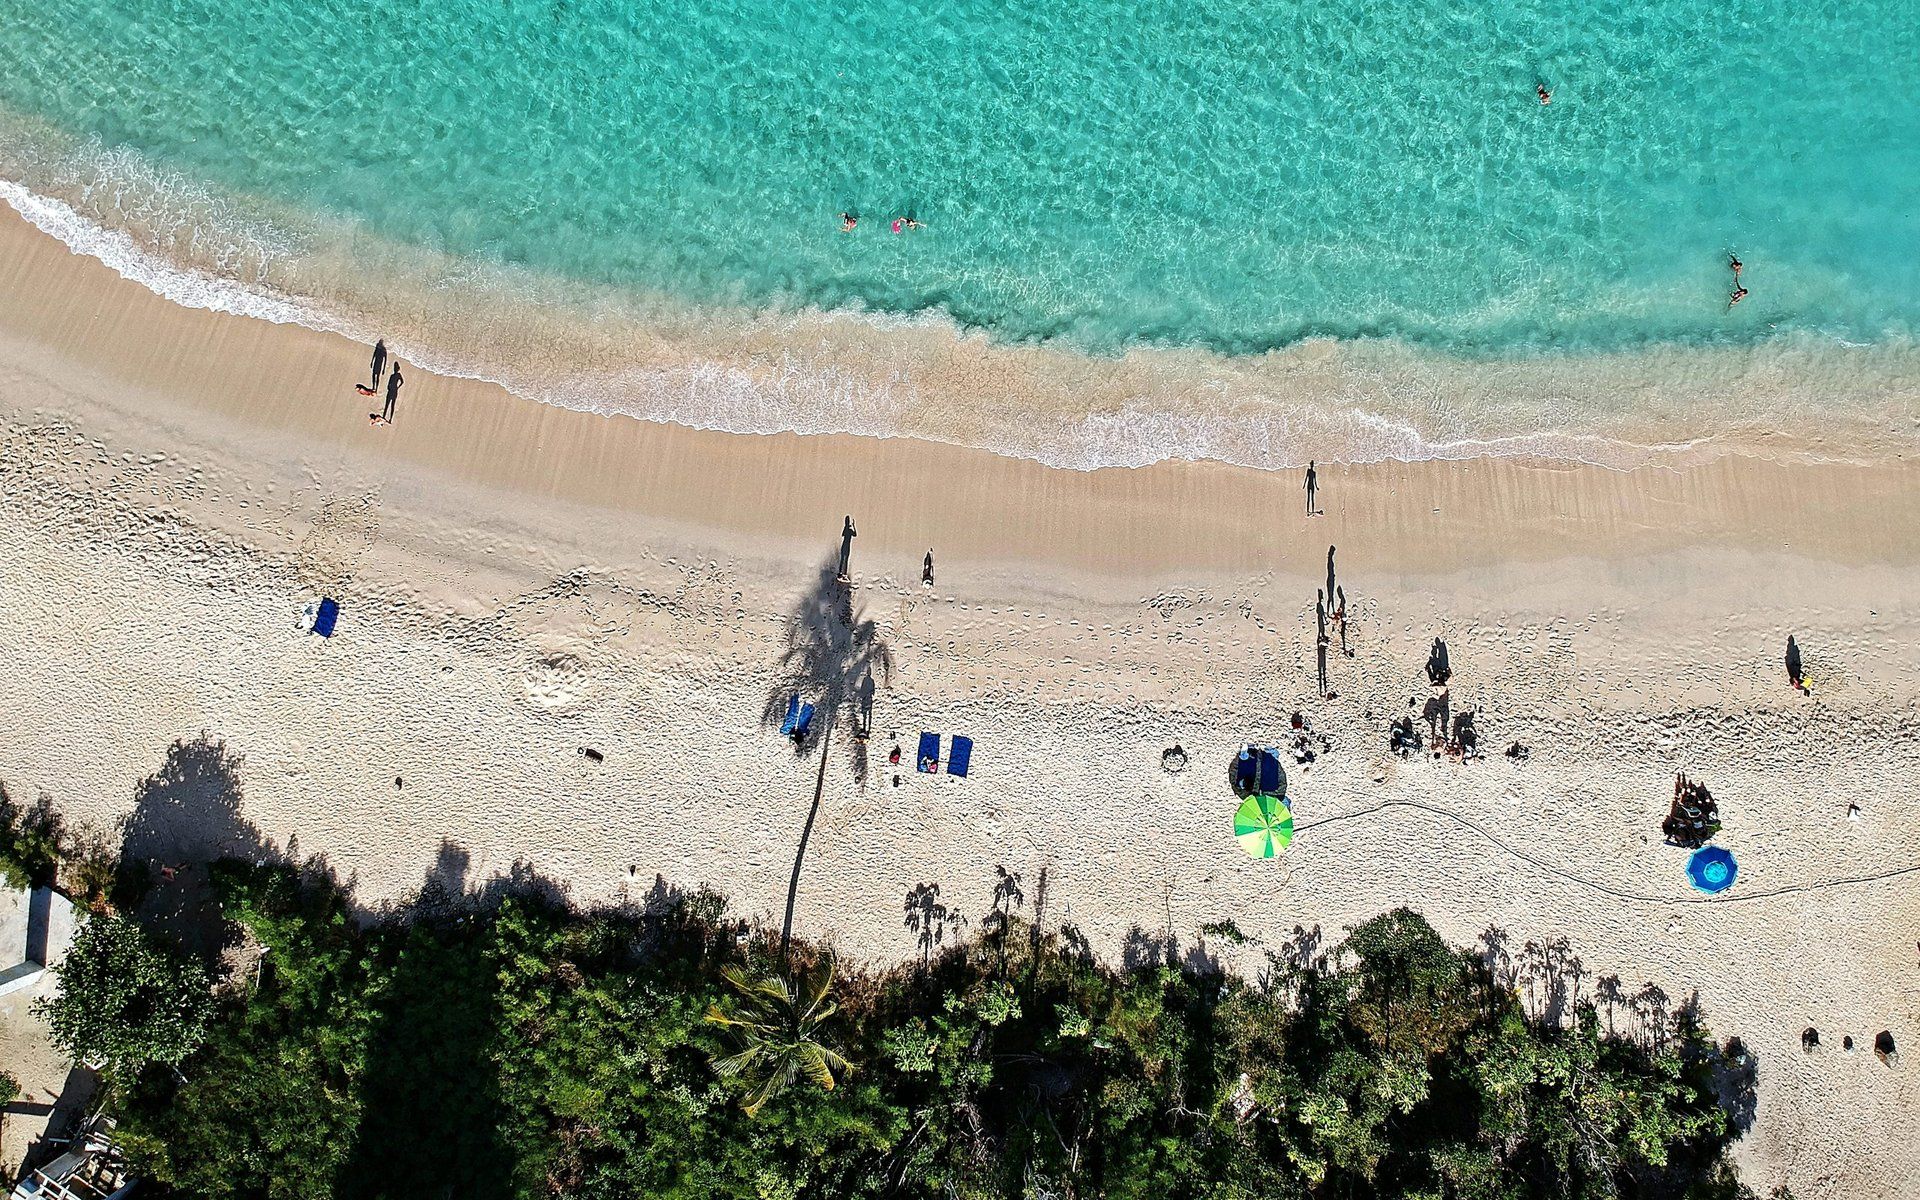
[1685,846,1738,894]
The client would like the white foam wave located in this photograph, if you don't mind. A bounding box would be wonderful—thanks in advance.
[3,175,1908,475]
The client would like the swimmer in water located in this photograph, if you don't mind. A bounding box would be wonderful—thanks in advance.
[840,212,857,232]
[1537,83,1552,105]
[1729,254,1743,277]
[904,216,923,230]
[1729,285,1748,307]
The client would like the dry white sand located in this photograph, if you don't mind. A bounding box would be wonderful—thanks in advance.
[0,209,1917,1196]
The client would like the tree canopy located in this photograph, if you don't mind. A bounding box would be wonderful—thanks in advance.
[34,912,213,1074]
[100,864,1759,1200]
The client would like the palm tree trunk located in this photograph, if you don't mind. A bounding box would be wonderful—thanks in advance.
[780,712,833,964]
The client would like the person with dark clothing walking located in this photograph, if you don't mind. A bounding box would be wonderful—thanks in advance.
[369,339,388,390]
[1305,460,1318,516]
[1325,545,1337,614]
[922,550,935,587]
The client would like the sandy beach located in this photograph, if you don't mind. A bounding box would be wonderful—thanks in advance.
[2,205,1918,1195]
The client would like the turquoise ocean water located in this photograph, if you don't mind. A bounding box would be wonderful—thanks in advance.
[0,0,1916,463]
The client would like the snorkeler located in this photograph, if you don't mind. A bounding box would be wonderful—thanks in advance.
[1729,254,1743,277]
[1729,285,1749,307]
[840,212,857,232]
[1536,82,1552,105]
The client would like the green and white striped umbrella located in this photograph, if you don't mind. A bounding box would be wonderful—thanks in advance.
[1234,792,1293,858]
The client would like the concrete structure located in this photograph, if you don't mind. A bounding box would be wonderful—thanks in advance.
[0,887,74,997]
[0,886,82,1180]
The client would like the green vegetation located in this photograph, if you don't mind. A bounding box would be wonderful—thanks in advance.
[78,858,1765,1199]
[33,913,213,1074]
[0,787,62,891]
[706,959,854,1116]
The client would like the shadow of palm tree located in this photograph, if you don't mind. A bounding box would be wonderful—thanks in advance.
[767,554,894,961]
[761,558,895,776]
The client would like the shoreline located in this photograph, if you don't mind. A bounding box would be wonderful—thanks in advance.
[5,204,1920,584]
[2,192,1919,1198]
[6,175,1919,477]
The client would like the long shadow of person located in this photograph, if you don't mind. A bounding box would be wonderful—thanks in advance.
[381,364,405,423]
[1785,634,1804,691]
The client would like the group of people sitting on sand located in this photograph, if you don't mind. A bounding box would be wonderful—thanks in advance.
[1387,638,1482,761]
[1663,773,1722,848]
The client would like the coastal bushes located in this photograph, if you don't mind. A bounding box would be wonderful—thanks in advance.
[83,860,1758,1199]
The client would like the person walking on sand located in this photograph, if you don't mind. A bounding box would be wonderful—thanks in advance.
[1336,584,1350,656]
[1305,460,1318,516]
[369,338,388,391]
[1325,545,1337,613]
[922,550,935,587]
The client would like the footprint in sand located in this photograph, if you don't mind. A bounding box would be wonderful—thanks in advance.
[522,651,594,712]
[296,491,381,592]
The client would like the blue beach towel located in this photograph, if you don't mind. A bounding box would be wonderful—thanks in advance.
[793,702,815,740]
[311,598,339,638]
[917,732,941,774]
[948,735,973,778]
[779,693,801,736]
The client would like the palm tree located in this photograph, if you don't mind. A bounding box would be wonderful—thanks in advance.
[768,556,894,961]
[705,959,853,1116]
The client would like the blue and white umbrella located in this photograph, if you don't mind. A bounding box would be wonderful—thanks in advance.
[1686,845,1738,894]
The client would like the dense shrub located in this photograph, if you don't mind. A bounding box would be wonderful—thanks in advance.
[109,863,1752,1200]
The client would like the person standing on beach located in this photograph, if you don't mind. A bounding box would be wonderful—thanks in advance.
[1316,589,1330,698]
[837,516,857,582]
[381,363,404,424]
[1336,584,1350,656]
[922,550,935,588]
[369,339,387,391]
[1305,461,1318,516]
[1325,546,1337,614]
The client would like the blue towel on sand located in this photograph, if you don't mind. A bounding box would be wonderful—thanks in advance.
[779,693,801,736]
[948,735,973,778]
[917,732,941,774]
[793,702,815,739]
[311,598,339,638]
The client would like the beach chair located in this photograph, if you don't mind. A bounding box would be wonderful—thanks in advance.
[917,732,941,774]
[779,693,801,736]
[311,598,339,638]
[948,735,973,778]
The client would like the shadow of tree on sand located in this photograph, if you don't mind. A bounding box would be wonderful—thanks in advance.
[765,552,894,960]
[761,556,894,782]
[334,840,534,1200]
[119,734,281,960]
